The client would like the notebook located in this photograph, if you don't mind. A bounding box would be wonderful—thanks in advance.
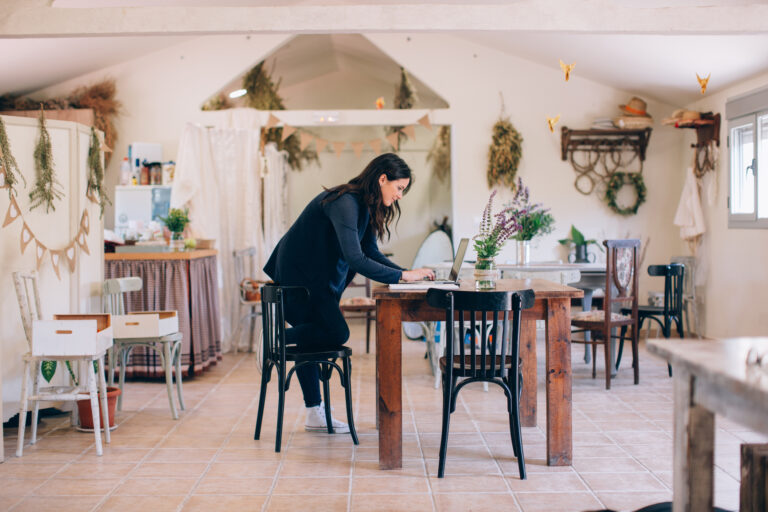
[389,238,469,290]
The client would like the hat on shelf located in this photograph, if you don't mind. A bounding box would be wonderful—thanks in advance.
[619,96,651,118]
[613,115,654,129]
[661,109,701,126]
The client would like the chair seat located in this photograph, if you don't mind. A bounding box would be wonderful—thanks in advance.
[286,345,353,362]
[439,354,515,375]
[622,305,664,316]
[572,309,632,324]
[340,297,375,308]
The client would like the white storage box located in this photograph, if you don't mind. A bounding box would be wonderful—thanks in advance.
[112,311,179,339]
[33,314,113,357]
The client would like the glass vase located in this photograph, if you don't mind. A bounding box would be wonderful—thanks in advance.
[169,231,184,251]
[474,258,499,290]
[516,240,531,266]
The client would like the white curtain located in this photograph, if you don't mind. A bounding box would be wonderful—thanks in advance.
[172,110,289,351]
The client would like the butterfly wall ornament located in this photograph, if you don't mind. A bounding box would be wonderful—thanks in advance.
[546,114,561,133]
[696,73,710,95]
[559,59,575,82]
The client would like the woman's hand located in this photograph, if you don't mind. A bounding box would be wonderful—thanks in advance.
[401,268,435,282]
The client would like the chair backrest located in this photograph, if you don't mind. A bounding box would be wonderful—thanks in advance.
[12,271,42,350]
[426,289,535,381]
[603,239,641,326]
[260,285,310,364]
[648,263,685,317]
[102,277,143,315]
[670,255,696,300]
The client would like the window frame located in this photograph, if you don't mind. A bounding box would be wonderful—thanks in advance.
[728,110,768,229]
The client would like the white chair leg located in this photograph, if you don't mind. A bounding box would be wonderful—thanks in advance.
[86,361,103,456]
[173,340,185,411]
[161,342,178,420]
[30,360,41,445]
[16,360,30,457]
[108,346,116,387]
[97,356,111,444]
[117,347,129,411]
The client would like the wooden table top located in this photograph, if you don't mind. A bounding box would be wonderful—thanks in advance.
[373,278,584,300]
[105,249,218,261]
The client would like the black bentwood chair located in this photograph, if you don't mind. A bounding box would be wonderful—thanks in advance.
[426,288,535,479]
[253,285,359,452]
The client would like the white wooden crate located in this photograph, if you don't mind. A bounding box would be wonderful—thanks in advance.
[32,314,113,357]
[112,311,179,339]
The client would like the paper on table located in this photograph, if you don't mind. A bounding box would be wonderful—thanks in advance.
[388,283,459,290]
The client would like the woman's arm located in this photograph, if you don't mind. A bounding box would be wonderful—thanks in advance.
[360,224,403,270]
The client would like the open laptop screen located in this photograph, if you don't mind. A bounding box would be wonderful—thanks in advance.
[448,238,469,282]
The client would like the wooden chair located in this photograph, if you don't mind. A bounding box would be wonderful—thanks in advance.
[426,288,535,479]
[13,271,111,456]
[617,263,684,377]
[103,277,185,419]
[254,285,359,452]
[670,255,701,337]
[232,247,264,353]
[571,239,640,390]
[339,276,375,354]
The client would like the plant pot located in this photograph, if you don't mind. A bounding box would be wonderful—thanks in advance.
[76,386,121,431]
[516,240,531,265]
[168,232,184,251]
[568,244,596,263]
[473,258,499,290]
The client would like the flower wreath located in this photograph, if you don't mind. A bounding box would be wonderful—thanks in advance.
[604,172,647,216]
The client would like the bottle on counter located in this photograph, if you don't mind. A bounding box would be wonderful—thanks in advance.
[120,157,131,186]
[140,161,150,185]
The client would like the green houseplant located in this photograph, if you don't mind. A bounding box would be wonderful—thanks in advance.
[558,225,603,263]
[507,178,555,265]
[160,208,190,250]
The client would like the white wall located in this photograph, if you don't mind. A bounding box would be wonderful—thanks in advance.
[683,70,768,338]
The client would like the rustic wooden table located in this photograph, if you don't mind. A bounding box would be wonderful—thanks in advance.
[373,278,583,469]
[648,336,768,512]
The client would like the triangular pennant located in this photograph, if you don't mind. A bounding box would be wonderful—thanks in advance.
[0,167,7,189]
[368,139,382,155]
[35,240,47,271]
[86,188,98,204]
[281,125,296,141]
[332,141,346,159]
[299,132,314,151]
[266,113,280,129]
[386,132,400,151]
[20,222,33,254]
[417,114,432,131]
[77,230,90,255]
[402,125,416,140]
[351,142,364,158]
[50,250,61,280]
[3,196,21,227]
[80,209,90,235]
[65,243,76,272]
[315,138,329,153]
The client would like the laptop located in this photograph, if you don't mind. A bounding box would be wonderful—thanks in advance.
[389,238,469,290]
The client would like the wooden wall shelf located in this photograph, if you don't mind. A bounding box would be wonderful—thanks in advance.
[674,112,720,148]
[561,127,653,162]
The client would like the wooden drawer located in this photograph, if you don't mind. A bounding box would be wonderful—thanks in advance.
[112,311,179,338]
[33,314,113,357]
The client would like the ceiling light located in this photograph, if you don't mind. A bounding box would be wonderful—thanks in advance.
[228,89,247,99]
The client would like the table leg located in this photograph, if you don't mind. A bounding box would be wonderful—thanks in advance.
[377,299,402,470]
[545,297,572,466]
[581,289,593,364]
[673,369,714,512]
[520,314,537,427]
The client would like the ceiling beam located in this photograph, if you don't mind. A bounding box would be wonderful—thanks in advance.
[1,1,768,37]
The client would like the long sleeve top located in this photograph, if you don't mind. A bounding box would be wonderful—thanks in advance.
[264,190,403,299]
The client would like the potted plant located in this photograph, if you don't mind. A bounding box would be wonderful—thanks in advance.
[160,207,190,250]
[507,178,555,265]
[473,190,519,289]
[558,225,603,263]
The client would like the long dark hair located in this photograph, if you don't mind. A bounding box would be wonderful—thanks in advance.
[323,153,413,241]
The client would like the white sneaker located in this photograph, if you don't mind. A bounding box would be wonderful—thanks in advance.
[305,403,350,433]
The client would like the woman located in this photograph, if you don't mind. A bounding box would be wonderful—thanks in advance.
[264,153,434,432]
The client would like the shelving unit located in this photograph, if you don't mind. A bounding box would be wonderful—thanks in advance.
[672,112,720,148]
[561,126,653,162]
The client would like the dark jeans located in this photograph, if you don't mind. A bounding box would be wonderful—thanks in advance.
[283,289,350,407]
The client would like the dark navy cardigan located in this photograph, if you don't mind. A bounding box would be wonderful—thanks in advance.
[264,190,403,299]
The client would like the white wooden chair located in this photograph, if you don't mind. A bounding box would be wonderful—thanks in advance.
[103,277,185,419]
[231,247,264,353]
[13,271,111,457]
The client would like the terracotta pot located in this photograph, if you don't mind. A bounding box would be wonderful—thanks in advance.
[76,386,121,430]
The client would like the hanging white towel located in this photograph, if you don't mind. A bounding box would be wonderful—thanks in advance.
[673,167,706,242]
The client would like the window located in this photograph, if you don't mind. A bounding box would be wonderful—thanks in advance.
[727,86,768,228]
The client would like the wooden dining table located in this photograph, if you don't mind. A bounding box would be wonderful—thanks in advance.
[373,278,583,469]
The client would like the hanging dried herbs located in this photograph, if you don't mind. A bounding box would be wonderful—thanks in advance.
[427,125,451,182]
[87,127,111,217]
[487,117,523,189]
[29,106,63,213]
[243,61,318,171]
[0,116,25,195]
[201,92,232,111]
[387,67,418,149]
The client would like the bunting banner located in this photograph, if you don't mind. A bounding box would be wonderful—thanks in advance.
[50,250,62,280]
[368,139,381,155]
[385,132,399,151]
[3,195,20,227]
[315,138,329,153]
[76,229,90,255]
[265,113,280,129]
[65,243,77,272]
[333,141,346,158]
[299,132,314,151]
[417,114,433,131]
[402,125,416,140]
[34,240,46,271]
[80,209,90,235]
[351,142,364,158]
[20,222,33,253]
[281,125,296,141]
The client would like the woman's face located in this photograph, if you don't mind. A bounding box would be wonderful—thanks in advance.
[378,175,410,207]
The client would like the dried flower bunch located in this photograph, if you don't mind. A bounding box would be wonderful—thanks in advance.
[87,127,111,217]
[487,117,523,189]
[473,190,520,260]
[507,178,555,241]
[387,67,419,149]
[427,125,451,182]
[29,106,63,213]
[0,116,25,195]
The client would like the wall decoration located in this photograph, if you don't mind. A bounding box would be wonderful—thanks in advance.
[427,125,450,182]
[546,114,561,133]
[487,116,523,189]
[387,67,418,149]
[375,97,385,110]
[559,59,575,81]
[29,107,63,213]
[604,171,647,216]
[0,116,25,194]
[696,73,710,95]
[86,127,111,217]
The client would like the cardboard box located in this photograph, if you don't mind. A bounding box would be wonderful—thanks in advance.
[33,314,113,357]
[112,311,179,339]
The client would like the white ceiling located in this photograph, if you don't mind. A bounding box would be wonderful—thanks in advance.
[2,1,768,106]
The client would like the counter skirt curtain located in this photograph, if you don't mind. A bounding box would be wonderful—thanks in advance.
[105,256,222,377]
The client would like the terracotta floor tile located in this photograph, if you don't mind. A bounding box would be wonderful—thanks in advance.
[266,494,349,511]
[194,477,274,494]
[430,474,509,493]
[34,477,121,496]
[272,476,350,495]
[0,462,63,478]
[595,491,673,511]
[514,491,602,512]
[11,495,101,512]
[352,475,429,494]
[97,494,185,511]
[114,477,198,495]
[434,492,520,512]
[55,462,135,479]
[183,494,267,511]
[132,462,208,478]
[280,459,352,477]
[350,493,434,511]
[505,472,588,492]
[572,456,647,473]
[145,448,219,463]
[425,458,501,476]
[579,472,668,492]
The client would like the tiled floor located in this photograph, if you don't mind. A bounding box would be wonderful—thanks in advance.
[2,321,762,511]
